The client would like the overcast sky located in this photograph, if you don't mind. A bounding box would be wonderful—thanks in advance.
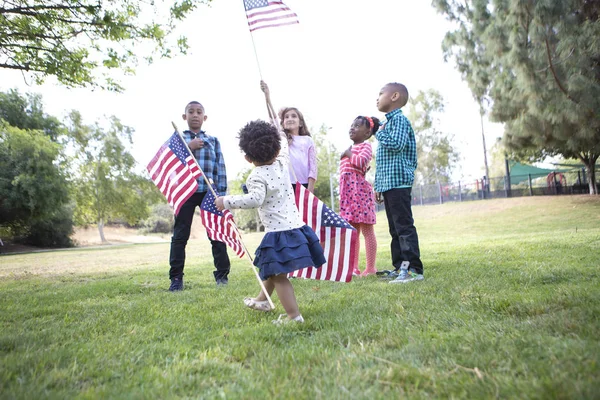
[1,0,504,182]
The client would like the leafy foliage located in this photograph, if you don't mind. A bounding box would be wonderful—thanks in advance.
[65,112,154,241]
[0,121,73,246]
[312,125,339,210]
[0,89,64,141]
[434,0,600,194]
[0,0,211,91]
[140,203,174,234]
[406,90,460,185]
[227,167,262,232]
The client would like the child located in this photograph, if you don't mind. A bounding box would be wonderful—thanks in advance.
[339,116,379,277]
[167,101,231,291]
[373,83,424,283]
[215,116,325,324]
[279,106,317,193]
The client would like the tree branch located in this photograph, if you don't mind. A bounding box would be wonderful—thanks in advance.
[0,5,97,15]
[0,62,30,71]
[544,35,578,105]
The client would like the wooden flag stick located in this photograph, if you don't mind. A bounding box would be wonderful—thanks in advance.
[171,122,275,310]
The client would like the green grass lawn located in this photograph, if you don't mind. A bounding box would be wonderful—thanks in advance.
[1,196,599,399]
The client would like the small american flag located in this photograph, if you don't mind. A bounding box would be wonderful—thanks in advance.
[146,132,201,216]
[289,183,358,282]
[244,0,299,32]
[200,189,246,258]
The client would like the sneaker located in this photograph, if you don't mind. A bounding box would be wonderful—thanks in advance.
[378,269,400,280]
[216,277,228,286]
[272,314,304,325]
[389,268,424,284]
[169,277,184,291]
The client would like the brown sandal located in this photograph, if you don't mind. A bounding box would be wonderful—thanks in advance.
[243,297,273,312]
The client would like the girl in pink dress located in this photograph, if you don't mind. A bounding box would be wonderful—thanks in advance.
[339,116,380,276]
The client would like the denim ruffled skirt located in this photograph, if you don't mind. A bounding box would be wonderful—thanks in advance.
[254,225,326,280]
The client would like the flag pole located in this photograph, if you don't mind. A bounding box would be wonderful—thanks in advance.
[249,31,264,80]
[241,0,264,80]
[171,122,275,310]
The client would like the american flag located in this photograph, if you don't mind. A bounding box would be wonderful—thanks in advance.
[289,183,358,283]
[200,189,246,258]
[146,132,201,216]
[244,0,299,32]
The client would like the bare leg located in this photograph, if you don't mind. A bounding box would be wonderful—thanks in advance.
[271,274,300,319]
[253,279,275,302]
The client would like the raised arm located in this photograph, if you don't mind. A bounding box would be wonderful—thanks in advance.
[260,80,280,130]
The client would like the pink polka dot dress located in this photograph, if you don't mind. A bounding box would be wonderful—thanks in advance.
[339,142,376,225]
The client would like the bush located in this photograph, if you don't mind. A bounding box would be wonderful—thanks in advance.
[22,204,74,248]
[140,204,174,234]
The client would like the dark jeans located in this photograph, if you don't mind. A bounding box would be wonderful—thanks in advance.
[169,192,230,281]
[383,187,423,275]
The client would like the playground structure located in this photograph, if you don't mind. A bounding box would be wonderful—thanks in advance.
[546,172,567,194]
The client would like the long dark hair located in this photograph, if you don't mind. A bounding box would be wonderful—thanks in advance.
[279,107,311,142]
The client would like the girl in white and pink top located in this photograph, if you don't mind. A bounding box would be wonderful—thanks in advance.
[339,116,380,277]
[279,107,317,192]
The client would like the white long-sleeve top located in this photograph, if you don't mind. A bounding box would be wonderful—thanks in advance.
[222,134,305,233]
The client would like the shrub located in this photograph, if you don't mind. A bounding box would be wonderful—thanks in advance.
[140,204,174,234]
[22,204,74,248]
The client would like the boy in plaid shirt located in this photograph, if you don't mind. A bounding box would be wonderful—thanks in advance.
[374,83,424,283]
[167,101,231,291]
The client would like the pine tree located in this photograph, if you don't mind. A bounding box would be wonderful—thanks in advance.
[434,0,600,194]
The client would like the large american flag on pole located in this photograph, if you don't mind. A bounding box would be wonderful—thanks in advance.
[146,132,201,216]
[244,0,299,32]
[200,189,246,258]
[289,183,357,283]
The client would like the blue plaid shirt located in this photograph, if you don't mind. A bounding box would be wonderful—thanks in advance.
[183,130,227,195]
[374,108,417,192]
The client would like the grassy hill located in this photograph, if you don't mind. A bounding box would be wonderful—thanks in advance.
[1,195,599,398]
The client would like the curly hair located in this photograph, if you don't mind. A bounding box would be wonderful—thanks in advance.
[355,116,381,137]
[238,120,281,163]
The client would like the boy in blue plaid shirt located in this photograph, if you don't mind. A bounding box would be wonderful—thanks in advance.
[374,83,424,283]
[168,101,231,291]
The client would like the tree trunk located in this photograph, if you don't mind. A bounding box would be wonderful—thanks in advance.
[98,218,107,242]
[479,109,490,183]
[587,161,598,195]
[581,154,599,195]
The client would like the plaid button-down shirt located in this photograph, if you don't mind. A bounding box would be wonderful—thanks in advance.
[183,130,227,195]
[374,108,417,193]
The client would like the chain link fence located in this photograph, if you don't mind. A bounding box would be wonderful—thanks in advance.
[407,167,598,206]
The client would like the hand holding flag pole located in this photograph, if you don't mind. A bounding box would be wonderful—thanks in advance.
[170,122,275,310]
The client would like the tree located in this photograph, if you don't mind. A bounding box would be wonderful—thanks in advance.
[434,0,600,194]
[1,0,211,92]
[227,167,262,232]
[0,121,73,246]
[0,89,63,141]
[312,125,339,211]
[406,89,460,185]
[66,112,153,241]
[433,0,495,181]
